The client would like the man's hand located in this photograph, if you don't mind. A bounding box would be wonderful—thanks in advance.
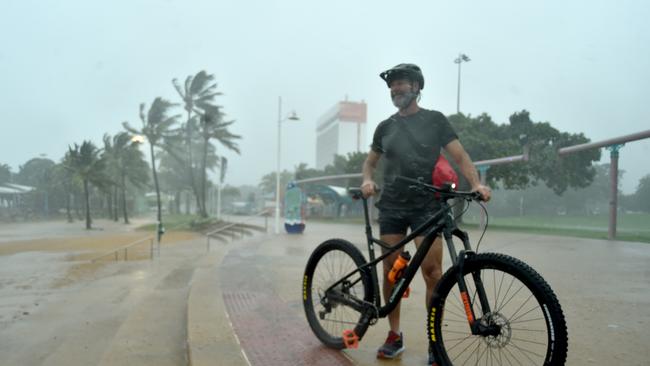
[361,180,378,198]
[472,184,492,202]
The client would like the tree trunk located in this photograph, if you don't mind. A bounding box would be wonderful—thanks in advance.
[149,142,162,224]
[83,179,92,229]
[75,193,83,220]
[185,110,203,215]
[113,186,119,221]
[66,192,73,223]
[200,137,209,218]
[121,172,129,224]
[107,192,112,219]
[175,191,181,214]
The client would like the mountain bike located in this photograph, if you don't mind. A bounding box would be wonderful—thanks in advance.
[302,176,568,365]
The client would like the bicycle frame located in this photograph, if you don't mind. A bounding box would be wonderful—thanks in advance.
[323,188,494,338]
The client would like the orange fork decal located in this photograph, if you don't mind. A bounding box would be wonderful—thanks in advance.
[460,291,475,324]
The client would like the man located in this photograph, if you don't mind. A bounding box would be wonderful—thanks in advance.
[361,63,491,364]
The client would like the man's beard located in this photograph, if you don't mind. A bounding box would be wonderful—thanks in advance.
[391,91,418,109]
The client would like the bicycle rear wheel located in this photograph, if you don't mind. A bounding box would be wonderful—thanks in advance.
[429,253,567,365]
[303,239,375,349]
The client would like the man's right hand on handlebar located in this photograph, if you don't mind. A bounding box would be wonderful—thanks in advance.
[361,180,377,198]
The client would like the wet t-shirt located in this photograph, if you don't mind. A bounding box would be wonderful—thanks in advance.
[371,108,458,210]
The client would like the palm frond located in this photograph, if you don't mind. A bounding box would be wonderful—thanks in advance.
[189,70,215,95]
[198,83,218,97]
[139,103,147,125]
[122,121,136,133]
[184,75,193,98]
[171,78,185,99]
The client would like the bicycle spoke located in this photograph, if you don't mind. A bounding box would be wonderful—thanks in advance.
[508,339,545,363]
[496,283,526,314]
[436,260,558,366]
[507,293,535,322]
[494,270,506,312]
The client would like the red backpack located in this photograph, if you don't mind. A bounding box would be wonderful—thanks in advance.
[432,155,458,188]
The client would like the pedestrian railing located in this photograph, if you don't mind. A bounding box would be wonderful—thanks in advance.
[205,210,270,251]
[90,236,157,262]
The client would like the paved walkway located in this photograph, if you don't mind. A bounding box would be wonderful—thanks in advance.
[190,221,650,366]
[2,218,649,365]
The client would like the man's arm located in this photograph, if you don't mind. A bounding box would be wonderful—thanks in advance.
[361,150,381,197]
[444,139,491,201]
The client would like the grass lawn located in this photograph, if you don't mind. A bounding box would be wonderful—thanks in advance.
[462,212,650,243]
[309,213,650,243]
[136,214,222,232]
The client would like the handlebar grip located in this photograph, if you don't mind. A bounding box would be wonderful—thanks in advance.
[472,191,485,201]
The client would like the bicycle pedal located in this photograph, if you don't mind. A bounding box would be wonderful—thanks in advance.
[403,287,410,298]
[342,329,359,349]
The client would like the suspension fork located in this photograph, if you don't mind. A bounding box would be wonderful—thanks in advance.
[447,230,493,335]
[452,228,492,315]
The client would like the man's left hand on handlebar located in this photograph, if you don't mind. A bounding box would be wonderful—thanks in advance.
[472,184,492,202]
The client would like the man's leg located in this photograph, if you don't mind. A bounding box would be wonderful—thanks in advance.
[377,233,407,359]
[380,234,405,333]
[414,235,444,309]
[415,235,443,364]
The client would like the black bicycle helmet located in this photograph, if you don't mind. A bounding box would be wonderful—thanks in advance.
[379,63,425,90]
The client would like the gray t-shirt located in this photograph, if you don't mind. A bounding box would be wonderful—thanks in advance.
[371,108,458,210]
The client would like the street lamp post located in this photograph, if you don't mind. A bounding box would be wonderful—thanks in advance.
[454,53,471,114]
[275,96,299,234]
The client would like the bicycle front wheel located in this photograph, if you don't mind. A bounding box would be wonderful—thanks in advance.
[303,239,375,349]
[429,253,568,365]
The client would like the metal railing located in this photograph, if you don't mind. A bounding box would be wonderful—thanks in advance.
[205,210,270,251]
[90,236,157,262]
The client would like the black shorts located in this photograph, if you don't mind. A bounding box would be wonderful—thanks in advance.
[378,202,442,236]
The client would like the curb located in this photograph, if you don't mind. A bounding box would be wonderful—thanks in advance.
[186,250,249,366]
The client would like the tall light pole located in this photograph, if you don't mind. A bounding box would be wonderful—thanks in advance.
[275,96,299,234]
[454,53,471,114]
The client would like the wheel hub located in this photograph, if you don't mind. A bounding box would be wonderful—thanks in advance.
[482,312,511,348]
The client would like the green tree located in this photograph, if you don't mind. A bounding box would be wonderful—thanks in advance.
[449,110,601,194]
[0,163,13,184]
[294,163,322,180]
[103,132,150,224]
[159,117,220,215]
[65,141,107,229]
[172,70,222,215]
[123,97,179,226]
[632,175,650,212]
[51,159,79,222]
[16,158,56,217]
[196,105,240,217]
[259,170,293,195]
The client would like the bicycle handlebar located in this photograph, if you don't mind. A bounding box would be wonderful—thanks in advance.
[394,176,484,201]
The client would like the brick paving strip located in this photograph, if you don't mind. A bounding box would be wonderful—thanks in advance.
[220,243,353,366]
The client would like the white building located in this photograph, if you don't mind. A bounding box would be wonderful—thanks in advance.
[315,100,367,169]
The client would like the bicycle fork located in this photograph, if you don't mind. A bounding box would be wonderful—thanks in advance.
[454,250,501,337]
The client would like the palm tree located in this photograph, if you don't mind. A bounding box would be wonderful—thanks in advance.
[172,70,222,215]
[102,134,120,221]
[65,141,107,229]
[52,158,79,223]
[103,132,149,224]
[197,105,240,217]
[123,97,179,229]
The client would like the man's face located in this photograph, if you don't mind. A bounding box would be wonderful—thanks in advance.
[390,78,418,109]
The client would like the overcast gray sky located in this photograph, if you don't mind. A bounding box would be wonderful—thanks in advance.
[1,0,648,193]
